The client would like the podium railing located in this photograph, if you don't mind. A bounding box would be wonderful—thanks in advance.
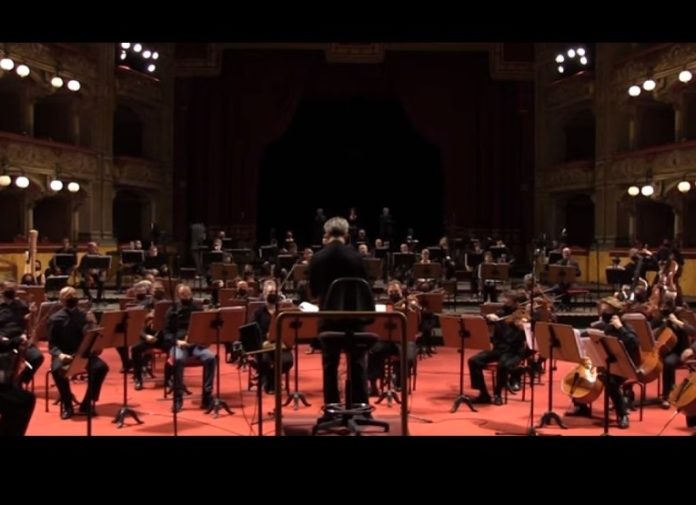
[274,310,409,436]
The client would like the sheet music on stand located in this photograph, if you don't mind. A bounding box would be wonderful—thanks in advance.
[412,262,442,280]
[575,329,603,368]
[547,264,577,285]
[480,263,509,282]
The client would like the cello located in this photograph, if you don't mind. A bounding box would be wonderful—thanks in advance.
[668,370,696,417]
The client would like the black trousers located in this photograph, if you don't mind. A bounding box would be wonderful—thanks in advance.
[171,345,216,398]
[573,373,627,417]
[81,275,104,302]
[468,349,522,397]
[132,340,168,382]
[51,355,109,410]
[662,351,681,399]
[0,385,35,436]
[481,283,498,303]
[321,338,370,406]
[258,349,294,392]
[367,341,416,388]
[16,345,44,385]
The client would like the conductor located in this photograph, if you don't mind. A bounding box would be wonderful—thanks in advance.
[308,216,371,410]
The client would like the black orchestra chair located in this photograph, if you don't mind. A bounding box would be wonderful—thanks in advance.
[313,277,390,435]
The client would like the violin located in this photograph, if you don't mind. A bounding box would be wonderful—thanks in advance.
[561,357,604,404]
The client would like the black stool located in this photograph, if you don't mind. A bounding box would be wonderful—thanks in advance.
[312,277,390,436]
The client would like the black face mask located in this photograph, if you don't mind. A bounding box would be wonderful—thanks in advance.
[136,293,147,301]
[266,293,279,304]
[153,291,165,300]
[3,289,15,300]
[661,308,672,318]
[65,297,79,309]
[180,298,193,306]
[237,289,247,297]
[389,293,401,303]
[601,312,613,324]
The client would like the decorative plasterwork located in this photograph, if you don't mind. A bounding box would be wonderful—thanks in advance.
[115,70,162,105]
[112,157,165,189]
[545,74,595,109]
[0,137,98,180]
[539,160,594,191]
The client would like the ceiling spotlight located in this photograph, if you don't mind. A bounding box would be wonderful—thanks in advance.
[555,54,565,63]
[628,85,641,97]
[142,50,151,59]
[643,79,656,91]
[15,176,29,189]
[580,56,588,65]
[678,180,691,193]
[0,57,14,71]
[627,186,640,196]
[147,64,156,73]
[67,182,80,193]
[679,70,693,83]
[133,43,142,53]
[51,76,63,88]
[121,42,131,49]
[15,64,30,77]
[567,49,576,58]
[641,184,655,197]
[49,179,63,192]
[119,50,127,61]
[152,52,159,60]
[67,80,81,92]
[0,175,11,187]
[577,47,586,56]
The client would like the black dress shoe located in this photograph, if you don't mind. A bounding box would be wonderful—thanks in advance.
[172,397,183,413]
[134,379,143,391]
[61,406,74,420]
[565,404,592,418]
[201,394,214,410]
[618,415,630,429]
[493,395,504,406]
[471,394,492,404]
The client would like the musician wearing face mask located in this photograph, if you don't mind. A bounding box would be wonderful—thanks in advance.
[553,247,581,309]
[164,284,215,413]
[78,242,105,303]
[468,291,528,406]
[251,280,294,394]
[130,282,168,391]
[566,297,639,429]
[651,299,696,409]
[48,287,108,419]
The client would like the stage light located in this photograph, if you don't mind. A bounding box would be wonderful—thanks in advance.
[0,175,10,187]
[628,85,641,97]
[627,186,640,196]
[67,182,80,193]
[51,76,63,88]
[577,47,586,56]
[142,50,151,59]
[147,64,156,73]
[133,43,142,53]
[15,64,30,77]
[121,42,131,49]
[556,54,564,63]
[152,51,159,60]
[643,79,656,91]
[15,176,29,189]
[580,56,588,65]
[567,49,576,58]
[557,65,565,74]
[641,184,654,197]
[678,180,691,193]
[0,57,14,71]
[679,70,693,83]
[50,179,63,192]
[67,79,81,92]
[120,50,127,61]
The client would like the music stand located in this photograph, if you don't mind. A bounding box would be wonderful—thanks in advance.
[259,245,277,261]
[230,249,254,267]
[605,267,625,293]
[427,247,444,262]
[391,253,415,274]
[238,322,272,435]
[362,258,383,282]
[440,315,491,413]
[548,251,562,265]
[547,264,577,285]
[99,309,148,428]
[276,254,295,273]
[121,250,145,266]
[187,310,235,418]
[63,327,104,436]
[203,251,224,268]
[44,276,69,299]
[210,263,239,285]
[55,253,77,273]
[534,322,583,429]
[272,311,317,410]
[412,262,442,280]
[373,247,389,261]
[585,330,641,435]
[480,263,510,282]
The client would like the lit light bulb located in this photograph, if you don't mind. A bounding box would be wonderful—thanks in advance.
[152,52,159,60]
[16,64,30,77]
[121,42,131,49]
[0,57,14,71]
[0,175,11,187]
[643,79,656,91]
[641,184,654,197]
[143,50,151,59]
[580,56,588,65]
[51,76,63,88]
[567,49,576,58]
[679,70,692,83]
[67,182,80,193]
[678,180,691,193]
[577,47,586,56]
[120,51,127,61]
[628,85,641,97]
[15,176,29,189]
[133,43,142,53]
[555,54,564,63]
[67,80,81,92]
[147,64,156,73]
[50,179,63,191]
[627,186,640,196]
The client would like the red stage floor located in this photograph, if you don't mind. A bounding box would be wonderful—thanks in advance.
[25,344,695,436]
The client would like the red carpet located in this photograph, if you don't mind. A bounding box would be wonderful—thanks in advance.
[25,343,694,436]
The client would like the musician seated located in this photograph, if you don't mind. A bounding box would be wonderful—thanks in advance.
[116,241,144,293]
[358,244,370,257]
[356,228,368,247]
[300,247,314,265]
[78,242,105,303]
[419,249,431,264]
[47,237,77,277]
[622,248,656,286]
[164,284,216,413]
[567,297,639,429]
[651,299,696,409]
[130,282,168,391]
[468,291,528,405]
[0,281,44,387]
[48,287,109,419]
[142,244,169,277]
[251,280,294,394]
[553,247,581,308]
